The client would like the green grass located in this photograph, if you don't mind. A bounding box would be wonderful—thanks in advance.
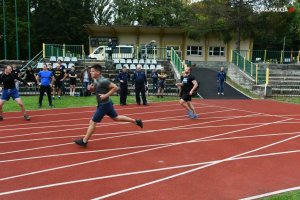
[270,97,300,105]
[226,77,260,99]
[261,190,300,200]
[2,95,179,112]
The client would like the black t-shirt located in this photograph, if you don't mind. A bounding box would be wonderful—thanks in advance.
[53,69,65,81]
[0,73,28,89]
[12,69,21,78]
[181,74,195,94]
[69,71,77,81]
[25,70,36,82]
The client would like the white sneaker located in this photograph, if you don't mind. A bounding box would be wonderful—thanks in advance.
[217,93,220,95]
[221,93,224,95]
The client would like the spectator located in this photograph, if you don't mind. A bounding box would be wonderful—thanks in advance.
[80,65,92,96]
[25,66,37,90]
[116,66,130,105]
[68,66,77,96]
[52,62,67,100]
[151,67,158,94]
[57,59,67,95]
[217,67,226,95]
[132,64,148,106]
[157,67,167,98]
[12,64,21,91]
[36,64,54,108]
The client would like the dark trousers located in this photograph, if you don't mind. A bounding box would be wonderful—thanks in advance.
[135,84,147,105]
[218,80,225,93]
[120,84,128,105]
[39,85,52,106]
[152,79,158,93]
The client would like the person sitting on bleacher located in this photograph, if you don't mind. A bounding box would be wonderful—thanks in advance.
[116,66,130,106]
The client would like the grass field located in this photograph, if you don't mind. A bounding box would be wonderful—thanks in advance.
[262,190,300,200]
[1,95,179,112]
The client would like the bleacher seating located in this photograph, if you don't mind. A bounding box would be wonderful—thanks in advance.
[133,59,138,64]
[50,56,56,62]
[64,57,71,62]
[71,57,78,62]
[130,64,136,70]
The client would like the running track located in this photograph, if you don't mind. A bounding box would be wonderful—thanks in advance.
[1,99,300,200]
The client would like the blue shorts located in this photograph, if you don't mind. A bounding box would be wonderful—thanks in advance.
[1,88,20,101]
[92,100,118,123]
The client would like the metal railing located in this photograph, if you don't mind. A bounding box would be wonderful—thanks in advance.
[170,48,184,76]
[232,50,269,85]
[43,43,85,59]
[239,50,300,64]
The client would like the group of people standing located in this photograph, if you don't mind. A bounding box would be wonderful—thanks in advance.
[116,64,170,106]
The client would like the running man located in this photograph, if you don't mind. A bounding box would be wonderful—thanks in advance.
[0,65,32,121]
[176,65,198,119]
[74,64,143,147]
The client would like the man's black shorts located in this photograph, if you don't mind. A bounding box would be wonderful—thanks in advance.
[54,80,62,89]
[181,93,192,102]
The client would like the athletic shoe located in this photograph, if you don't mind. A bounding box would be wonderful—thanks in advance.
[49,104,54,108]
[221,93,224,95]
[192,114,199,119]
[187,110,193,118]
[74,138,88,147]
[24,114,30,121]
[217,92,220,95]
[58,96,61,100]
[52,96,55,100]
[0,116,3,121]
[136,119,143,128]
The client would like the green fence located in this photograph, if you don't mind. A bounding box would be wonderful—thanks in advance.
[232,50,268,85]
[239,50,300,64]
[171,48,183,75]
[43,43,84,59]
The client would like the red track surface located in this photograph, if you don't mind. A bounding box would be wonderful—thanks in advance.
[1,99,300,200]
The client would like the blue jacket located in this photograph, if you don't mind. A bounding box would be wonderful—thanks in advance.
[217,71,226,82]
[132,71,147,85]
[116,72,130,85]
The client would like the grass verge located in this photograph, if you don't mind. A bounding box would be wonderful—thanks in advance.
[1,95,179,112]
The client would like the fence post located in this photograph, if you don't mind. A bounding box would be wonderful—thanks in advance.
[43,43,45,58]
[243,57,246,71]
[255,64,258,84]
[266,66,270,85]
[264,49,267,62]
[62,44,65,57]
[298,50,300,63]
[280,50,283,64]
[81,44,84,59]
[251,63,253,77]
[231,50,233,62]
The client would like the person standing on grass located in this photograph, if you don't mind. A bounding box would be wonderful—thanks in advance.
[0,65,32,121]
[116,66,130,106]
[217,67,226,95]
[36,64,54,108]
[157,67,167,98]
[132,64,148,106]
[68,66,77,96]
[176,65,198,119]
[52,62,67,100]
[74,64,143,147]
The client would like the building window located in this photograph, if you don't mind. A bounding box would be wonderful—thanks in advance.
[209,47,225,56]
[187,46,202,56]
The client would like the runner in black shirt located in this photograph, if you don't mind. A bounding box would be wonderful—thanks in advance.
[176,65,198,119]
[0,65,32,121]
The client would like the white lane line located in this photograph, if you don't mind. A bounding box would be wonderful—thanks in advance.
[2,129,300,164]
[0,112,273,144]
[0,113,260,155]
[2,119,299,145]
[241,186,300,200]
[0,102,190,122]
[0,105,215,133]
[2,148,300,197]
[0,113,278,181]
[91,119,295,200]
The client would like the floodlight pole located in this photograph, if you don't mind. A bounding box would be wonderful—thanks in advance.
[2,0,7,59]
[27,0,31,60]
[14,0,19,60]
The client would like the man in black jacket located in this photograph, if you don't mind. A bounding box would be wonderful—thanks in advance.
[116,66,130,105]
[132,64,148,106]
